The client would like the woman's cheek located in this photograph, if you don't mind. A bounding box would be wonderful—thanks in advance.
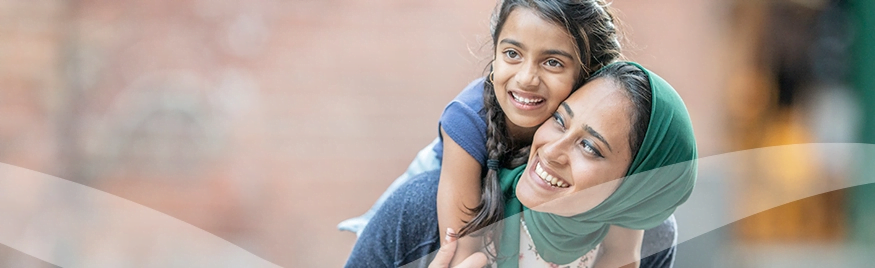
[533,124,558,148]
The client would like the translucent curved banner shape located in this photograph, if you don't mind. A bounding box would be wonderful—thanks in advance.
[399,143,875,267]
[2,143,873,267]
[0,163,282,268]
[675,143,874,244]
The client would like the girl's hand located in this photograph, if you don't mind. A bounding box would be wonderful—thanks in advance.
[430,228,488,268]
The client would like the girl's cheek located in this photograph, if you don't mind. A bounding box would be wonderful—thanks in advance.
[493,60,519,80]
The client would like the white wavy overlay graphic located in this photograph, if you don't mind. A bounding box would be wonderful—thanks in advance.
[0,162,282,268]
[1,143,873,267]
[402,143,875,267]
[675,143,875,244]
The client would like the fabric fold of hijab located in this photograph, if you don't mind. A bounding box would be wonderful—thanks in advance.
[496,62,698,267]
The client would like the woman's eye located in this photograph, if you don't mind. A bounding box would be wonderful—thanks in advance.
[504,50,520,59]
[582,140,604,158]
[545,59,563,68]
[552,112,565,128]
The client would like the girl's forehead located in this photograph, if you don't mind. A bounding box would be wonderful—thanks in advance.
[499,8,576,50]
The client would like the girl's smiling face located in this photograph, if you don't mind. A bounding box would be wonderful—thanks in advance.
[515,78,635,217]
[492,7,582,131]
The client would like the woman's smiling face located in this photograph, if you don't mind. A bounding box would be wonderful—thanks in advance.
[516,77,635,217]
[492,7,581,130]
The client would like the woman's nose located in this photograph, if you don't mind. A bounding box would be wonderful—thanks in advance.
[540,135,570,167]
[515,62,541,90]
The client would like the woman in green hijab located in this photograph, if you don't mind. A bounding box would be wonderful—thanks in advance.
[431,61,697,268]
[347,61,696,267]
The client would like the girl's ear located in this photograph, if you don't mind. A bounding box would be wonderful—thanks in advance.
[488,62,496,84]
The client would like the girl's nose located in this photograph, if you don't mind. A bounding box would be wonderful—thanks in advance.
[515,62,541,90]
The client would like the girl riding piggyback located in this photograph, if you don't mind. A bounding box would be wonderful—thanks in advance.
[339,0,657,265]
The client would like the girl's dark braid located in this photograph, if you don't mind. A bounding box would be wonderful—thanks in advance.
[456,68,530,242]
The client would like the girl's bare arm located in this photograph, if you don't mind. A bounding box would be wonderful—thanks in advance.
[436,127,485,266]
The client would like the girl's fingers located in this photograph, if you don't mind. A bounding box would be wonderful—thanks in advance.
[429,228,458,268]
[431,228,487,268]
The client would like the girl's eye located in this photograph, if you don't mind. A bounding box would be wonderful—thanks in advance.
[504,50,520,60]
[582,140,604,158]
[545,59,563,68]
[552,112,565,128]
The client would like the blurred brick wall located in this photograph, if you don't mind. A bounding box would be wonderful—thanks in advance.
[2,0,497,267]
[0,0,63,175]
[0,0,64,266]
[612,0,731,157]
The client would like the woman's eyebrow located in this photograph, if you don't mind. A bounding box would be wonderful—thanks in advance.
[561,102,573,117]
[585,125,613,153]
[563,102,613,152]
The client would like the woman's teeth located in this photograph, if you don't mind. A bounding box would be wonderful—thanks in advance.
[511,92,544,105]
[536,162,568,188]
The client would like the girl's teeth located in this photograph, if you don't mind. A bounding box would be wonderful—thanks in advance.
[512,92,544,104]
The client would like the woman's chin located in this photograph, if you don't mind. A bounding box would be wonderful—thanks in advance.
[517,196,545,212]
[519,196,575,216]
[516,177,577,216]
[516,163,566,211]
[519,197,563,215]
[516,174,550,212]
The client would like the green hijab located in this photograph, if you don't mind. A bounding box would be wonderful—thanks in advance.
[496,62,698,266]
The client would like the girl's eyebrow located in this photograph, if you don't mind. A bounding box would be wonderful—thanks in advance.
[544,49,574,60]
[499,38,525,49]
